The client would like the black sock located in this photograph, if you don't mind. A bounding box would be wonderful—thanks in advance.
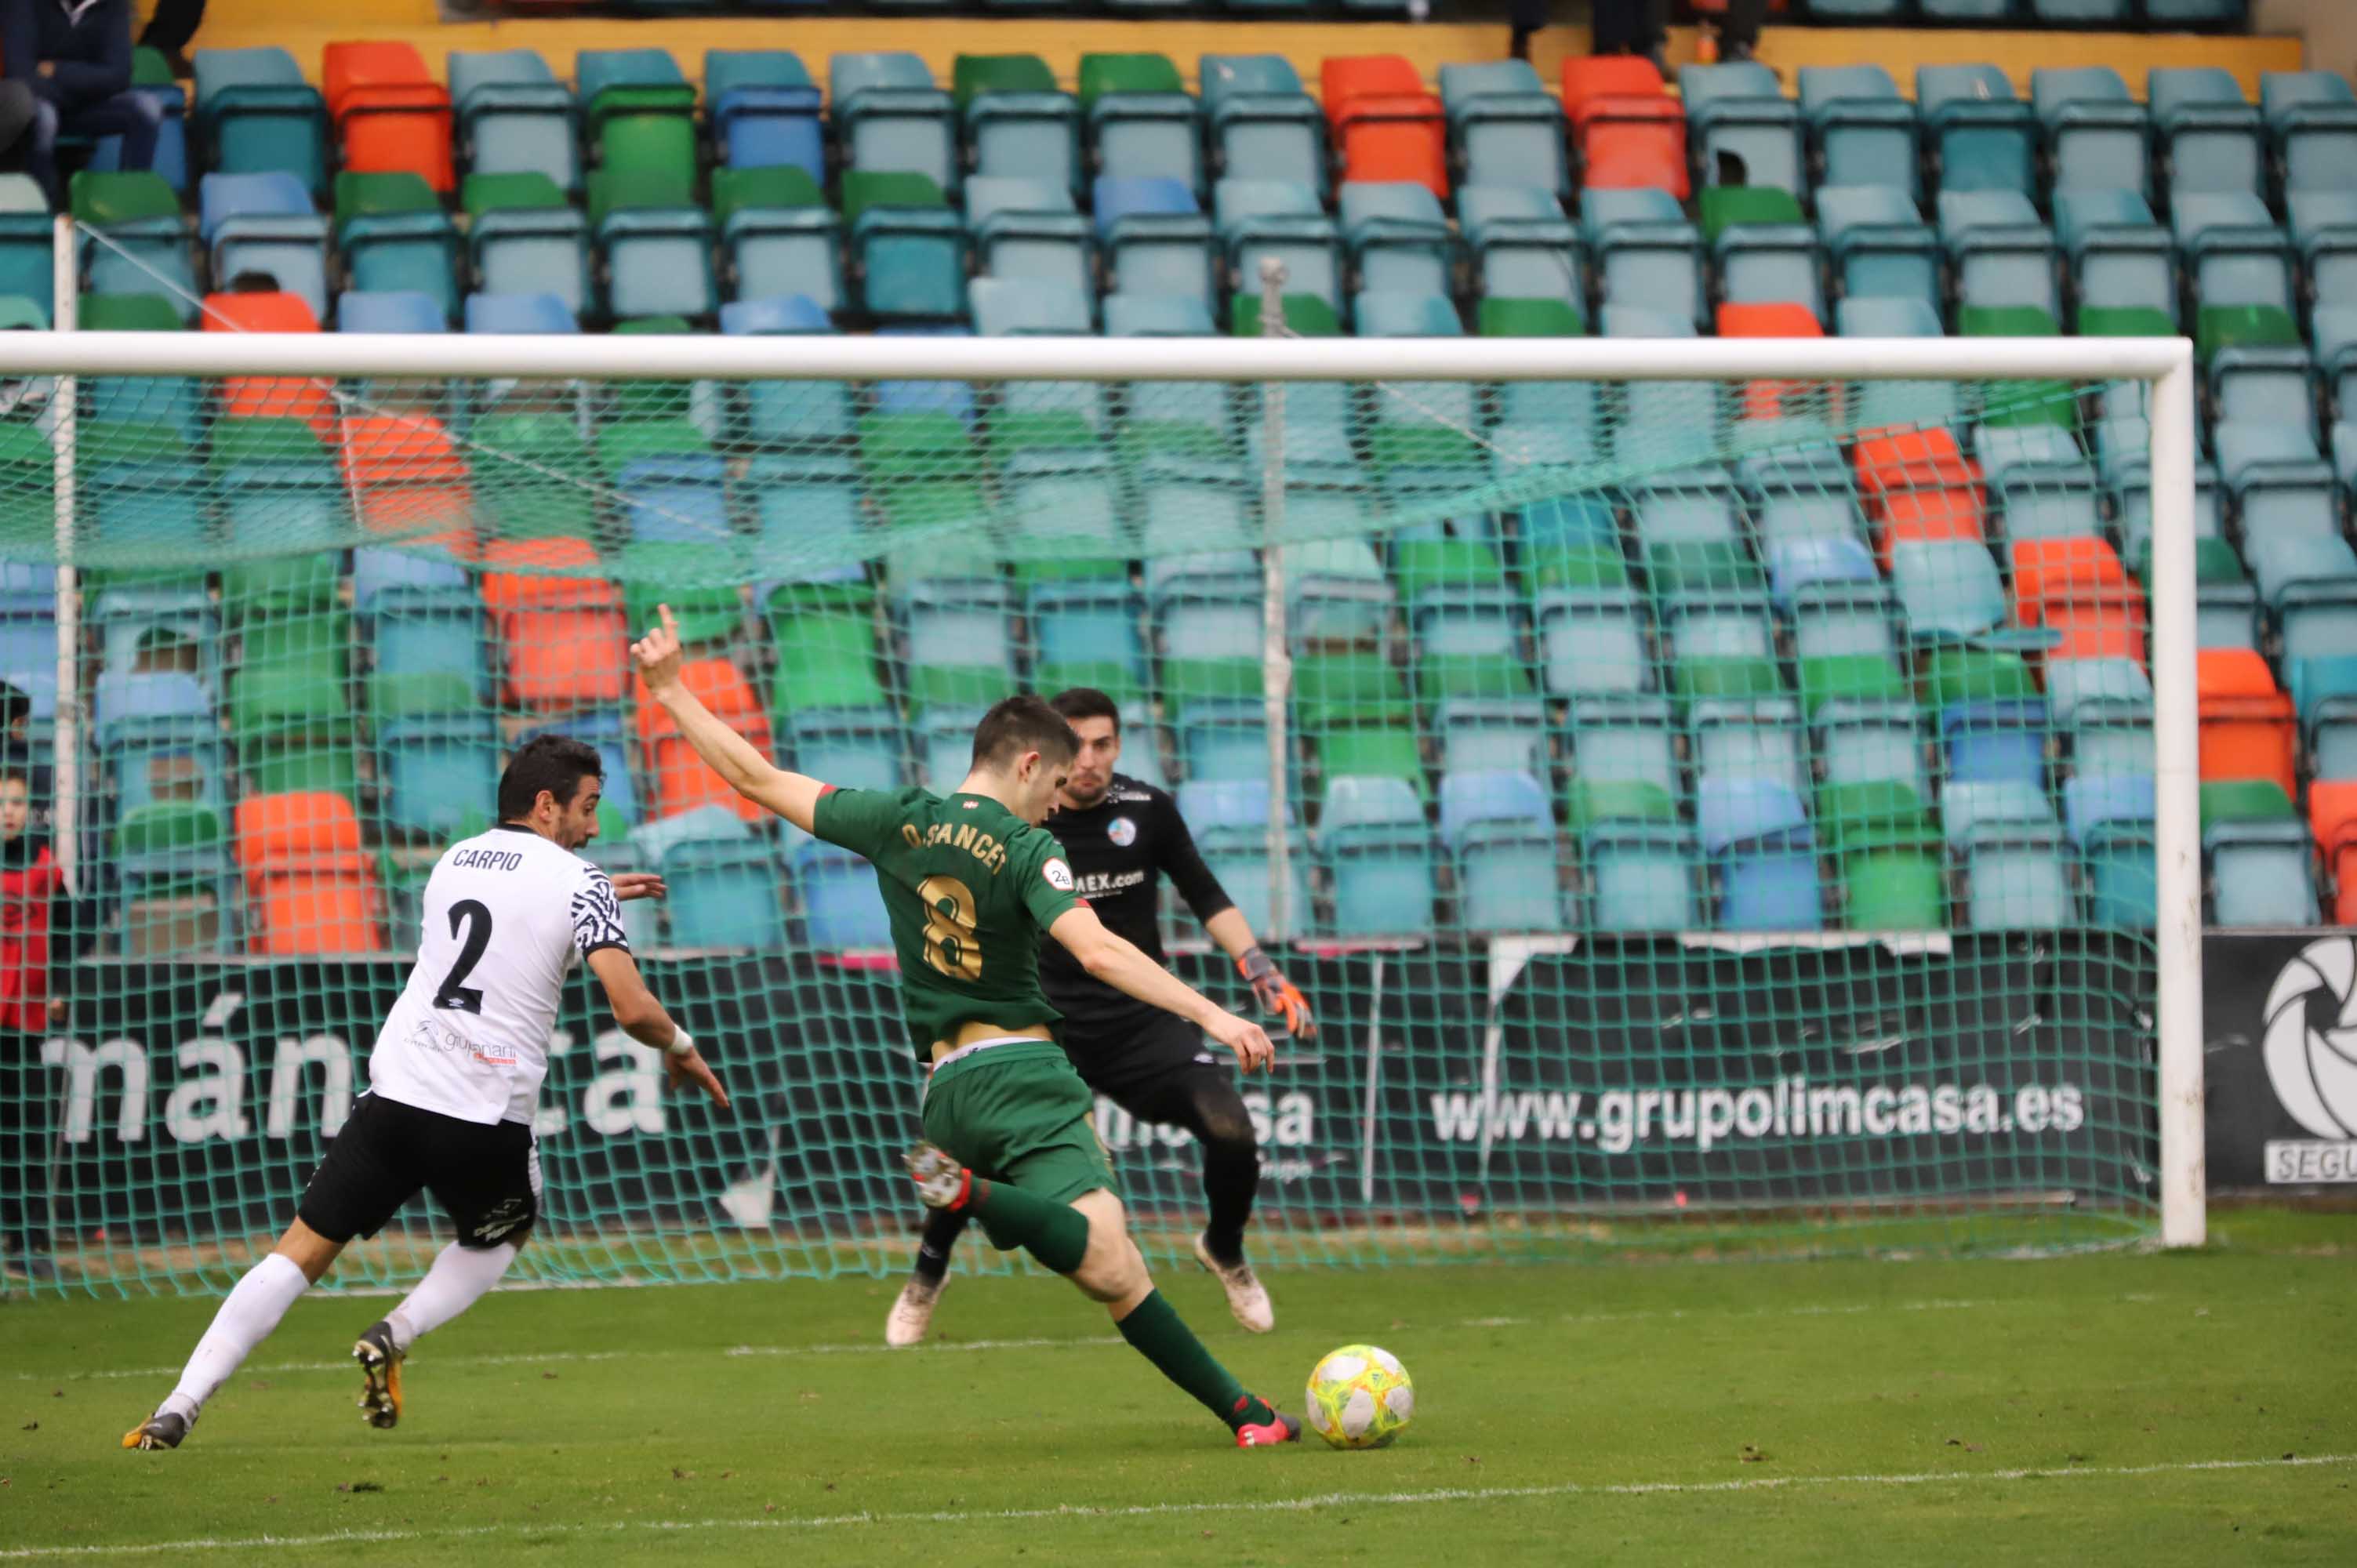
[1183,1083,1262,1266]
[913,1204,968,1285]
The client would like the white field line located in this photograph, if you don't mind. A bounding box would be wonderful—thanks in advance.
[5,1454,2350,1561]
[4,1297,2016,1385]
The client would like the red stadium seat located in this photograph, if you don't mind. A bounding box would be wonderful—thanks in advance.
[2308,782,2357,921]
[340,412,474,547]
[1717,303,1824,418]
[2010,539,2147,666]
[1322,56,1448,198]
[322,42,455,195]
[1561,56,1687,199]
[235,792,382,955]
[480,536,627,712]
[205,292,334,431]
[2198,648,2297,800]
[637,659,772,822]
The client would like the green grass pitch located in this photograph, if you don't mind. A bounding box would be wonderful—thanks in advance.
[4,1208,2352,1566]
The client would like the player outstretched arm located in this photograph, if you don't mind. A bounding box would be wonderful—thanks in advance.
[1046,903,1276,1073]
[630,604,828,833]
[587,946,729,1107]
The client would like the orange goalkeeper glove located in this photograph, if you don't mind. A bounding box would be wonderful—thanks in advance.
[1238,946,1316,1039]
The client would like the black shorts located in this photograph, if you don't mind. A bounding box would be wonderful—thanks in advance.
[1063,1009,1235,1118]
[297,1093,541,1250]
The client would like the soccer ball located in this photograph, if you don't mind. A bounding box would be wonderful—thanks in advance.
[1305,1344,1414,1450]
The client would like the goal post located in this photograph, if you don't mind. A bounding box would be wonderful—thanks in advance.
[0,326,2203,1294]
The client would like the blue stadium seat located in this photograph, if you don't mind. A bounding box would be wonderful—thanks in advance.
[706,50,824,185]
[467,174,591,320]
[2175,193,2294,318]
[848,174,968,322]
[1815,186,1938,321]
[1215,179,1341,318]
[1318,775,1435,938]
[1440,768,1560,931]
[653,815,789,950]
[380,716,502,839]
[1917,64,2036,199]
[88,69,188,194]
[1087,59,1203,197]
[1457,186,1582,313]
[450,49,580,194]
[0,177,52,323]
[961,62,1081,198]
[1961,822,2074,931]
[2206,817,2317,926]
[1938,189,2060,323]
[2261,71,2357,198]
[199,172,329,320]
[781,710,906,795]
[96,671,223,820]
[1691,694,1805,797]
[2149,67,2264,201]
[1538,584,1652,699]
[1437,60,1568,197]
[1942,696,2050,792]
[1799,64,1919,200]
[193,46,327,197]
[1436,697,1546,778]
[720,183,843,319]
[967,177,1093,298]
[1582,187,1705,332]
[833,52,960,194]
[1680,62,1804,196]
[466,291,577,334]
[2054,190,2174,325]
[1340,181,1453,299]
[1200,54,1327,201]
[1893,539,2008,641]
[2032,67,2150,200]
[1583,821,1698,931]
[1697,777,1821,931]
[2290,191,2357,310]
[1095,177,1215,315]
[1712,194,1824,321]
[77,175,198,321]
[795,836,893,948]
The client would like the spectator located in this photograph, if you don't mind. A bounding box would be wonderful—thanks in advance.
[2,0,163,207]
[0,681,50,832]
[1718,0,1768,63]
[0,78,34,175]
[0,768,64,1283]
[1515,0,1669,69]
[136,0,202,82]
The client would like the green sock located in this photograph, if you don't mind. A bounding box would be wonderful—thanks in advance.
[965,1179,1091,1276]
[1114,1290,1272,1430]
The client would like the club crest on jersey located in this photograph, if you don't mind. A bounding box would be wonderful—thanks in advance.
[1044,858,1075,891]
[1107,816,1138,848]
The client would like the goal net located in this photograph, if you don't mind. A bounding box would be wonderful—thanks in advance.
[0,325,2201,1295]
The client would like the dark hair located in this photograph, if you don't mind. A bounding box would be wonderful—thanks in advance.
[1048,687,1120,735]
[498,735,603,821]
[970,695,1080,772]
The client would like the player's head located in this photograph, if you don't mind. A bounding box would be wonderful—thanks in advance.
[0,770,25,841]
[968,695,1079,826]
[1048,688,1122,810]
[499,735,605,850]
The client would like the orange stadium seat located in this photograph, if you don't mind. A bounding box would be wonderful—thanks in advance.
[340,412,474,547]
[2308,782,2357,922]
[323,41,455,195]
[235,792,383,955]
[1322,55,1448,198]
[2010,539,2146,665]
[204,292,334,431]
[637,658,772,822]
[2198,648,2297,800]
[1716,302,1823,418]
[479,536,627,712]
[1561,56,1687,199]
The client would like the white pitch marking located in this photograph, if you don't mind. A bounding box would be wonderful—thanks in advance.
[9,1454,2350,1560]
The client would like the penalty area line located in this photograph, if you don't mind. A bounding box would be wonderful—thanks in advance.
[7,1454,2352,1559]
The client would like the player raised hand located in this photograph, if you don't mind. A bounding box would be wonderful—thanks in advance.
[665,1038,732,1109]
[629,604,685,692]
[1204,1010,1277,1075]
[1237,946,1316,1039]
[608,872,667,902]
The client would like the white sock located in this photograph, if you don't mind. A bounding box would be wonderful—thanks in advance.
[387,1241,518,1353]
[163,1253,310,1421]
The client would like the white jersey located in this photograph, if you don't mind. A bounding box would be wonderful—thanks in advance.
[368,825,631,1126]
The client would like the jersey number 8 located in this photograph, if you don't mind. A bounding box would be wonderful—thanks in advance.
[917,875,982,981]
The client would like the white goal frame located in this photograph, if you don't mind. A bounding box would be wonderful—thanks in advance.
[0,328,2205,1249]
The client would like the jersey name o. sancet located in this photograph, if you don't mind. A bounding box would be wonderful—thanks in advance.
[812,785,1084,1062]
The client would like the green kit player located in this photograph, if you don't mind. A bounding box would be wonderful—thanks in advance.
[630,608,1301,1447]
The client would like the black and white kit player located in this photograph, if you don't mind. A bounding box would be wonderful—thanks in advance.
[122,737,730,1452]
[887,688,1315,1345]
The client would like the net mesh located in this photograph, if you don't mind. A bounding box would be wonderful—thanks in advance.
[0,326,2169,1296]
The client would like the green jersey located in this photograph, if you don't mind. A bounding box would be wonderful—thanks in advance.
[810,785,1084,1063]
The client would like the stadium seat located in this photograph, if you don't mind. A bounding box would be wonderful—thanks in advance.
[1582,187,1704,332]
[1200,54,1327,200]
[1215,179,1342,319]
[1704,187,1821,322]
[2176,194,2295,327]
[199,172,329,321]
[451,48,580,194]
[590,175,717,321]
[956,54,1081,198]
[478,535,627,711]
[322,41,453,195]
[1918,64,2036,199]
[844,172,968,322]
[832,52,959,195]
[465,172,591,321]
[333,172,460,321]
[1317,774,1435,938]
[714,166,842,318]
[706,50,823,186]
[1938,189,2060,325]
[2289,191,2357,314]
[1439,769,1560,931]
[72,172,196,323]
[1696,777,1821,931]
[1081,53,1203,198]
[1321,55,1447,199]
[0,177,50,324]
[1680,61,1804,197]
[2032,67,2149,201]
[795,838,892,949]
[1815,186,1938,322]
[1436,60,1567,197]
[2149,67,2264,201]
[1561,56,1687,199]
[1800,64,1919,200]
[1095,177,1215,314]
[579,49,699,194]
[235,792,380,955]
[1458,187,1582,314]
[645,811,788,950]
[2054,190,2174,326]
[968,176,1092,299]
[193,47,327,197]
[2261,71,2357,197]
[1339,180,1453,299]
[2199,646,2297,799]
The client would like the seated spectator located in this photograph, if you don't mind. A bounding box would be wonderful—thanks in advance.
[2,0,162,205]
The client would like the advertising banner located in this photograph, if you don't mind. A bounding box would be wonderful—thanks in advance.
[2203,931,2357,1189]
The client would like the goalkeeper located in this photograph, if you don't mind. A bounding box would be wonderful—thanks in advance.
[631,612,1299,1448]
[888,687,1313,1347]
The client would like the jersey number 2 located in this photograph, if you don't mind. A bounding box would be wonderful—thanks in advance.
[434,899,494,1014]
[917,876,982,980]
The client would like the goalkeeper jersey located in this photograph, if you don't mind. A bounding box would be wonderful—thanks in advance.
[810,785,1084,1065]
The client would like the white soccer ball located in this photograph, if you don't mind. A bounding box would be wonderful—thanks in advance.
[1305,1344,1415,1450]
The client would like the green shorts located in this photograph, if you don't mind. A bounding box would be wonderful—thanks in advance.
[923,1040,1116,1250]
